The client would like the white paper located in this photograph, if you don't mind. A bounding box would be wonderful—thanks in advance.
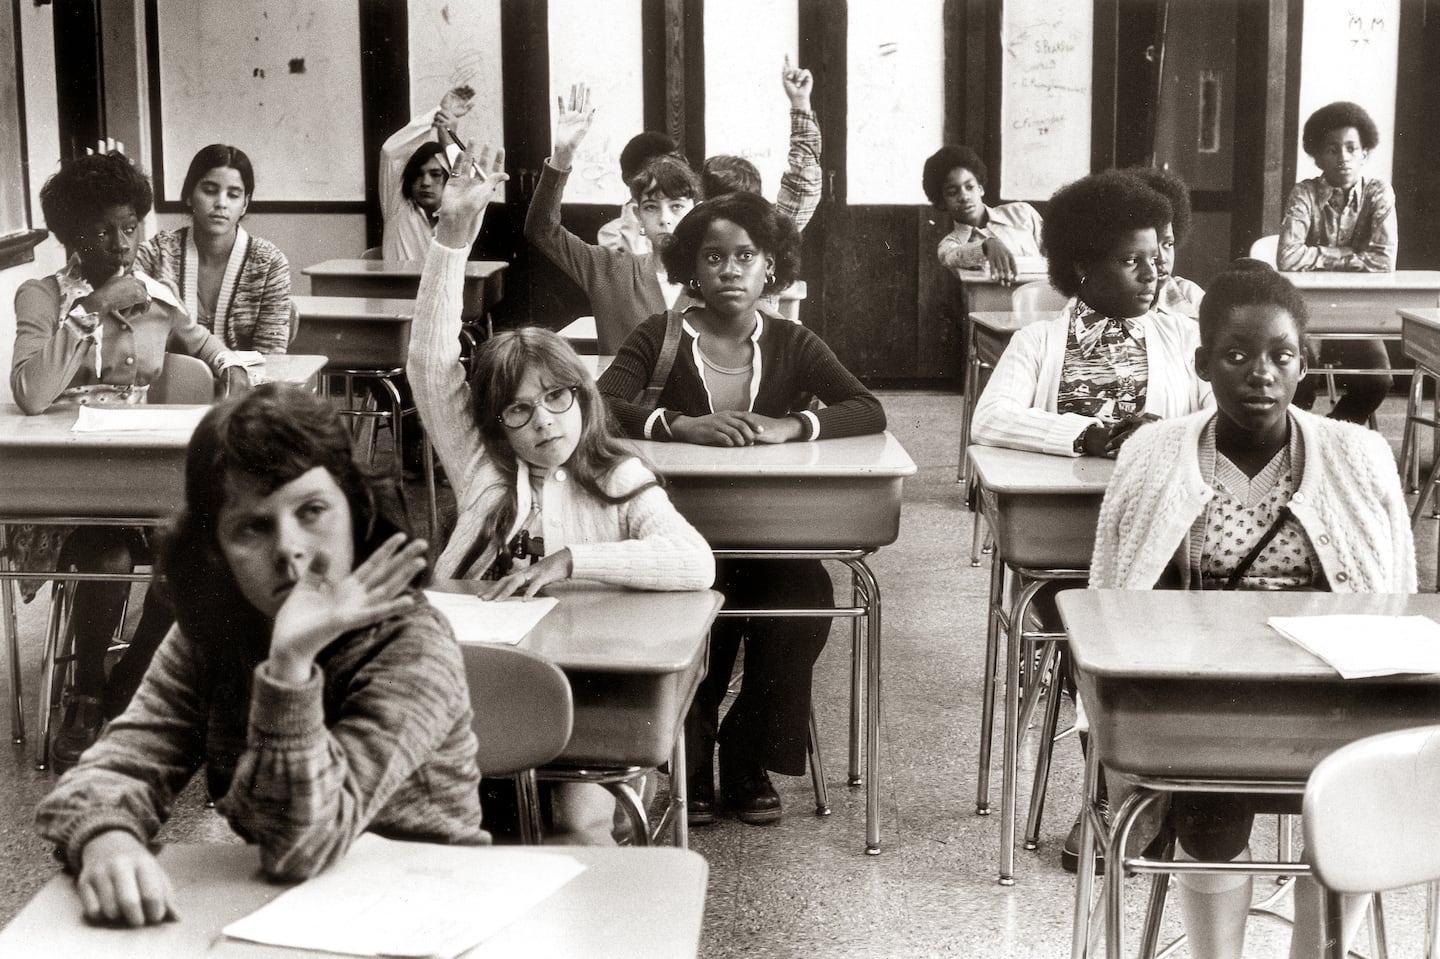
[231,350,266,369]
[71,405,208,432]
[223,834,586,958]
[425,591,558,645]
[1268,615,1440,679]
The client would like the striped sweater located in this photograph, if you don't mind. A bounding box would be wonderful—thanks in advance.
[36,597,487,881]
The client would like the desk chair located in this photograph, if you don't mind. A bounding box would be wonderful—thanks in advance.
[29,354,217,768]
[1250,233,1279,266]
[360,245,383,261]
[1306,725,1440,959]
[461,643,574,844]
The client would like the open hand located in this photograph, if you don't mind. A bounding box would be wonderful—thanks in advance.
[77,831,177,928]
[781,55,813,110]
[478,548,573,601]
[436,142,509,249]
[267,534,428,681]
[552,83,596,170]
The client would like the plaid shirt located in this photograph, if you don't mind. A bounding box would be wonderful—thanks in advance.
[1278,175,1396,272]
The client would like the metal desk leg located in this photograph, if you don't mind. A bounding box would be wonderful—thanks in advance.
[1000,576,1050,883]
[807,706,831,815]
[1071,742,1102,959]
[671,726,689,849]
[844,558,884,855]
[0,529,25,745]
[975,548,1005,814]
[849,569,865,787]
[1104,789,1167,959]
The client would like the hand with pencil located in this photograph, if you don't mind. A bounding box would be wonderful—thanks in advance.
[435,142,509,250]
[781,55,813,111]
[551,83,596,172]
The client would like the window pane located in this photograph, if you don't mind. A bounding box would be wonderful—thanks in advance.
[409,0,505,198]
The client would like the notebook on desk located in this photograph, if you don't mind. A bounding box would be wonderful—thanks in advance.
[1269,614,1440,679]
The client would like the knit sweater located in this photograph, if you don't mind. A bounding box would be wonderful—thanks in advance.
[970,307,1213,456]
[409,241,715,585]
[135,226,292,353]
[36,598,487,881]
[597,309,886,441]
[524,161,668,355]
[1089,408,1416,592]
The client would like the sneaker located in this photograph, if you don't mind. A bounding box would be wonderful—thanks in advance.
[718,747,782,825]
[51,695,104,772]
[1061,803,1108,874]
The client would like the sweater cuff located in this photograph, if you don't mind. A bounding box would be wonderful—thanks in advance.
[249,661,325,744]
[798,410,820,440]
[644,408,670,440]
[58,815,151,874]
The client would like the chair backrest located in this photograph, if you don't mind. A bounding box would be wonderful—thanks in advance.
[1303,724,1440,894]
[1010,280,1067,313]
[287,297,300,344]
[1249,234,1279,266]
[461,642,573,778]
[360,246,384,261]
[150,353,215,404]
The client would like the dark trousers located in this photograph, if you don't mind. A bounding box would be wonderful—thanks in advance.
[1294,337,1393,424]
[687,559,833,777]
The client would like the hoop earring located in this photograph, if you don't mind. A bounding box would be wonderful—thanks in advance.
[687,279,700,293]
[765,269,776,286]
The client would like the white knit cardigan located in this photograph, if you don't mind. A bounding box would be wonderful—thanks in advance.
[408,240,715,588]
[1089,408,1416,593]
[970,308,1214,456]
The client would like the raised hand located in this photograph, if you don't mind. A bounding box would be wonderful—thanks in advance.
[440,85,476,120]
[478,548,574,601]
[781,55,814,110]
[551,83,596,171]
[77,830,177,927]
[436,142,509,250]
[267,534,428,682]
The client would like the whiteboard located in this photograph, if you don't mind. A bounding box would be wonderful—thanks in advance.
[547,0,645,206]
[1296,0,1397,182]
[703,0,799,205]
[998,0,1092,201]
[154,0,365,203]
[408,0,505,199]
[847,0,945,205]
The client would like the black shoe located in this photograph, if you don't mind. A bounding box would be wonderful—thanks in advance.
[687,770,716,826]
[1061,809,1107,874]
[719,748,782,825]
[51,695,104,772]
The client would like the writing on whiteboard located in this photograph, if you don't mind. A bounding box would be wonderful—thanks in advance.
[999,1,1091,198]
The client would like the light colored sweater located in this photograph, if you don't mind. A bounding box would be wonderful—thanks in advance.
[970,308,1213,456]
[409,241,715,586]
[380,108,453,260]
[1089,408,1416,592]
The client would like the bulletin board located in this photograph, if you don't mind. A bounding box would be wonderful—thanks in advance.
[1296,0,1398,182]
[847,0,945,205]
[408,0,506,198]
[998,0,1092,201]
[150,0,365,205]
[547,0,645,206]
[703,0,799,204]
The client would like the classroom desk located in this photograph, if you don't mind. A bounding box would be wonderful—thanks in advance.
[432,581,723,848]
[967,444,1114,885]
[955,269,1051,315]
[289,295,413,369]
[1060,590,1440,959]
[956,309,1055,485]
[302,258,507,323]
[0,842,709,958]
[633,433,917,854]
[1400,308,1440,585]
[1286,269,1440,333]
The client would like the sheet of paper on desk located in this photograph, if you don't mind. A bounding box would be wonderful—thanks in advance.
[71,405,208,432]
[1269,615,1440,679]
[222,834,586,958]
[424,590,558,645]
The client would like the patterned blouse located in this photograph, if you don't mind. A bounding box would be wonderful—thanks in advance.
[1055,302,1149,421]
[1191,415,1320,590]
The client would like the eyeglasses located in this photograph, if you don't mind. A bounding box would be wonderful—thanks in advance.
[499,385,578,429]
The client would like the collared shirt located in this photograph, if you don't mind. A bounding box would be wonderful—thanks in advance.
[936,201,1045,273]
[1277,174,1397,272]
[1056,301,1149,421]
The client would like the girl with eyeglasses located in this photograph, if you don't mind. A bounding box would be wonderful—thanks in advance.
[407,144,713,844]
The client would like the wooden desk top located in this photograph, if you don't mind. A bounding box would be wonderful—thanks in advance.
[429,582,722,675]
[955,268,1050,287]
[291,295,414,320]
[967,444,1114,494]
[0,403,203,451]
[968,310,1056,333]
[303,258,508,279]
[1059,590,1440,682]
[633,431,917,478]
[1285,269,1440,290]
[0,843,708,959]
[253,354,328,385]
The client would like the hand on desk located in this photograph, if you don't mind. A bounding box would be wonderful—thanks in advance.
[669,411,804,446]
[981,237,1020,286]
[478,548,573,601]
[77,830,177,927]
[1080,413,1160,457]
[218,364,251,398]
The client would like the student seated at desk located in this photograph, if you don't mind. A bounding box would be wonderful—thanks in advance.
[1279,100,1397,424]
[409,146,713,844]
[971,169,1212,459]
[135,144,293,353]
[1124,166,1204,320]
[8,151,248,765]
[379,85,475,259]
[596,190,885,826]
[1090,262,1415,959]
[596,130,680,256]
[923,143,1043,286]
[35,384,484,928]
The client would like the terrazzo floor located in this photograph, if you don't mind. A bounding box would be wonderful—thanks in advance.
[0,390,1436,957]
